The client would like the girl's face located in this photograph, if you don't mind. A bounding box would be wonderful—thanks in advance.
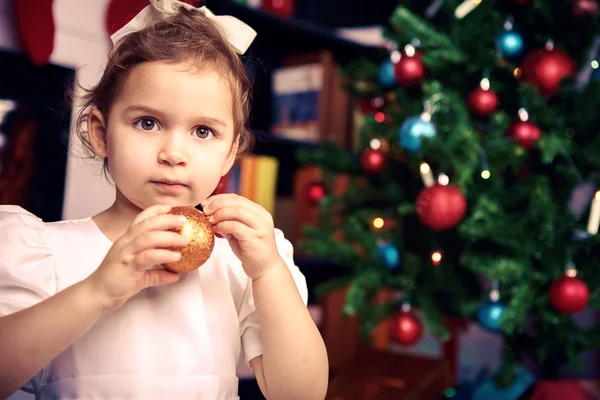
[89,61,238,211]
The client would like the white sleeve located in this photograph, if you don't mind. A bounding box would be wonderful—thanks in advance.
[0,206,56,393]
[0,205,57,316]
[238,229,309,367]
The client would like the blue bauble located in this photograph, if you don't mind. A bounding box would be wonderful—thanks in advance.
[398,115,437,153]
[377,242,400,269]
[477,300,506,333]
[495,31,524,58]
[378,59,397,87]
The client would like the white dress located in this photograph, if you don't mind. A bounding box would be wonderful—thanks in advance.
[0,205,308,399]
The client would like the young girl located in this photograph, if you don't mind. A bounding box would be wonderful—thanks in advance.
[0,1,328,399]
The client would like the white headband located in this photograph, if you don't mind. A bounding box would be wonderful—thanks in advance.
[110,0,257,55]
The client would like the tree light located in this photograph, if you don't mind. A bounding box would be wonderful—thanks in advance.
[373,217,385,229]
[431,250,442,265]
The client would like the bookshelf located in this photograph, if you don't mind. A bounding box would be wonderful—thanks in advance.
[208,1,385,298]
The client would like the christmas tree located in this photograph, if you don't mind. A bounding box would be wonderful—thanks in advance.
[297,0,600,386]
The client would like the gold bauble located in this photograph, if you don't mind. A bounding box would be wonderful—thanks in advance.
[162,206,215,273]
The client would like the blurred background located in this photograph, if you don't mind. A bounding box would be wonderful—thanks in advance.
[2,0,600,399]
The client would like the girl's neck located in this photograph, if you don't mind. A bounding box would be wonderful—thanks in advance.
[92,191,142,244]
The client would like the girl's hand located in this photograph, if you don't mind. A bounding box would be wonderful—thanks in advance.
[201,194,281,281]
[84,204,189,311]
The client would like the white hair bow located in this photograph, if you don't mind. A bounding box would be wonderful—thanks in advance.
[110,0,257,55]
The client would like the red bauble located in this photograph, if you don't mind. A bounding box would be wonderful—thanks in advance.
[505,120,541,150]
[360,149,387,174]
[306,182,327,205]
[520,48,577,97]
[262,0,295,18]
[467,87,499,117]
[394,54,425,87]
[14,0,55,66]
[549,275,589,315]
[416,184,467,232]
[571,0,599,17]
[390,311,423,346]
[359,97,386,114]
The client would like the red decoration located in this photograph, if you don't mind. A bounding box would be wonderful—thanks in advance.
[505,120,541,150]
[14,0,55,66]
[416,184,467,232]
[467,87,499,117]
[359,97,386,114]
[390,311,423,346]
[360,149,387,174]
[106,0,149,37]
[520,47,577,97]
[394,52,425,87]
[549,274,589,315]
[571,0,599,17]
[262,0,295,18]
[306,182,327,205]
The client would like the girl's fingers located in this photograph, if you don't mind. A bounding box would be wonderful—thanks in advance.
[203,194,265,216]
[133,248,182,270]
[208,206,261,230]
[132,204,172,226]
[142,269,181,288]
[127,230,188,255]
[213,220,256,241]
[127,214,187,238]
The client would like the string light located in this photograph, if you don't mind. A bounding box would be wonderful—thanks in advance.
[480,78,490,91]
[420,162,435,187]
[587,191,600,235]
[370,138,381,150]
[455,0,482,19]
[373,217,385,229]
[374,112,386,123]
[490,280,500,302]
[404,44,416,57]
[438,173,449,186]
[479,149,490,179]
[518,107,529,122]
[431,250,443,266]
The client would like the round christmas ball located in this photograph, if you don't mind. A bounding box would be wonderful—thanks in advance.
[505,120,541,150]
[549,275,589,315]
[398,115,437,153]
[360,148,387,174]
[378,59,397,87]
[416,184,467,232]
[477,299,506,333]
[394,55,425,87]
[520,48,577,97]
[390,311,423,346]
[571,0,599,17]
[495,30,524,58]
[162,206,215,273]
[306,181,327,205]
[467,87,499,117]
[377,241,400,269]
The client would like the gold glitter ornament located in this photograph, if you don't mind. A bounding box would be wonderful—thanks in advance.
[162,206,215,273]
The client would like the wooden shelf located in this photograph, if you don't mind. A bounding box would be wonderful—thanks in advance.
[206,1,385,64]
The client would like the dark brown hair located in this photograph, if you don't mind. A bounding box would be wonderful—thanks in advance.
[74,7,254,176]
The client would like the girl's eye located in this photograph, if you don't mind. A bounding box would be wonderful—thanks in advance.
[134,118,159,131]
[194,126,215,140]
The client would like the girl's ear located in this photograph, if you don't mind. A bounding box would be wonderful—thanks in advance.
[88,108,108,158]
[221,136,240,176]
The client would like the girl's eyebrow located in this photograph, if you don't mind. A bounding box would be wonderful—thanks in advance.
[123,104,228,128]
